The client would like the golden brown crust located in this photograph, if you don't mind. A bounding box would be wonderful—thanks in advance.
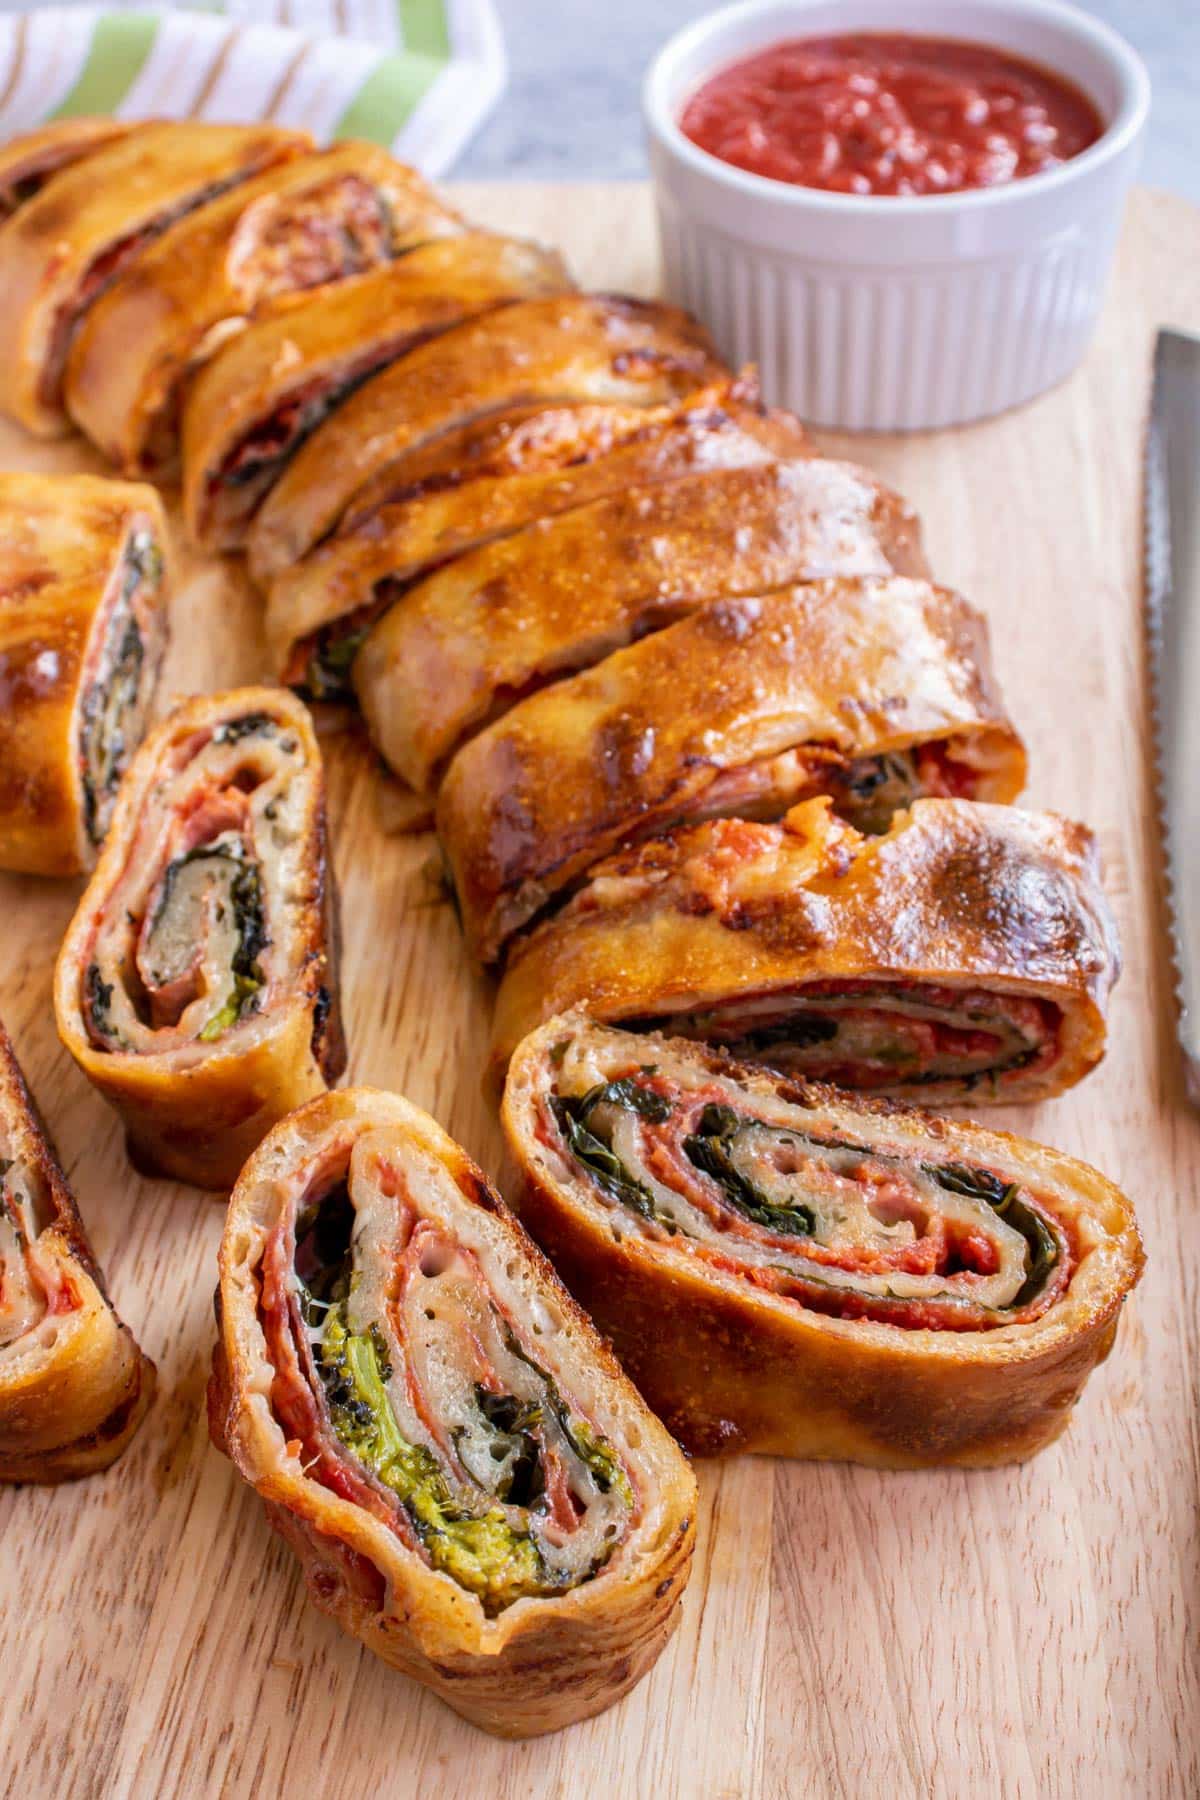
[0,121,309,436]
[490,797,1119,1101]
[245,293,726,580]
[181,233,573,550]
[352,458,927,791]
[437,575,1027,962]
[53,686,345,1190]
[501,1015,1145,1467]
[0,471,170,876]
[209,1087,697,1736]
[0,118,137,221]
[264,380,817,683]
[0,1017,155,1483]
[64,142,466,477]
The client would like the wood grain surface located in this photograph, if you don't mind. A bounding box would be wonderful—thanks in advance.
[0,183,1197,1800]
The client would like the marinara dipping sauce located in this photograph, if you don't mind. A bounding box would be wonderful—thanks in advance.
[679,34,1104,197]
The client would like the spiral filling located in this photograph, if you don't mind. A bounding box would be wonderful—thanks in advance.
[80,711,308,1057]
[78,527,168,847]
[0,1153,50,1346]
[627,981,1060,1094]
[260,1133,636,1615]
[542,1058,1070,1331]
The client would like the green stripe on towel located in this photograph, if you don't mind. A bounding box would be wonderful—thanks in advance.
[50,13,159,119]
[398,0,451,58]
[333,47,445,146]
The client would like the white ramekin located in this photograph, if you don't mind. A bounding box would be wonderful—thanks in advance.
[644,0,1150,430]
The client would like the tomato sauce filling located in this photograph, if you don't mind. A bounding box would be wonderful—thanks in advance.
[680,33,1103,196]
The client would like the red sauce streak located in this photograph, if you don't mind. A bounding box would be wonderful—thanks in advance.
[679,33,1104,196]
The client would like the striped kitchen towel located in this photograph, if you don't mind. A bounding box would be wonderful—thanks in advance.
[0,0,505,173]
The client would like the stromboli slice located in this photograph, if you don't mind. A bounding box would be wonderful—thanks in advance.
[208,1087,696,1736]
[0,119,136,222]
[490,797,1119,1102]
[0,1017,155,1483]
[269,380,817,696]
[332,371,809,535]
[352,458,926,787]
[181,233,574,550]
[0,471,170,876]
[245,293,727,580]
[64,142,466,479]
[502,1016,1145,1467]
[0,121,308,436]
[436,575,1027,963]
[54,687,345,1190]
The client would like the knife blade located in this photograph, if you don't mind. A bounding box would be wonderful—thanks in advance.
[1146,327,1200,1105]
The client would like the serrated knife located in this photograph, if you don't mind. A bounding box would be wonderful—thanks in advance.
[1146,327,1200,1105]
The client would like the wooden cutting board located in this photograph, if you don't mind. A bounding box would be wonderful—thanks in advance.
[0,182,1197,1800]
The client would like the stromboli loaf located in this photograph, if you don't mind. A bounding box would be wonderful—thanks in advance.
[437,574,1027,963]
[0,1017,155,1482]
[502,1016,1145,1467]
[208,1086,696,1736]
[351,458,926,788]
[245,292,727,581]
[490,796,1119,1103]
[0,121,309,436]
[181,232,574,551]
[0,118,135,223]
[64,142,466,479]
[0,471,170,876]
[54,687,345,1190]
[269,380,818,698]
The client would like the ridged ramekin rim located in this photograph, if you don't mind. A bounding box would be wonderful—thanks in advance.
[642,0,1151,220]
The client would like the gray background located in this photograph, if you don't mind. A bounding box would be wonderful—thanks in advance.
[459,0,1197,198]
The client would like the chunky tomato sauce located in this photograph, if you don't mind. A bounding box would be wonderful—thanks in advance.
[679,33,1104,196]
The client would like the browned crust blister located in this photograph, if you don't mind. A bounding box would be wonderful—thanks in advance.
[53,686,345,1191]
[0,1019,155,1483]
[244,292,727,580]
[490,796,1119,1100]
[0,470,170,877]
[352,457,927,793]
[208,1088,697,1736]
[437,574,1027,962]
[501,1015,1145,1469]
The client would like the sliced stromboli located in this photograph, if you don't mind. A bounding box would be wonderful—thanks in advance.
[208,1087,696,1736]
[267,379,816,693]
[181,234,574,551]
[491,797,1119,1103]
[0,118,136,223]
[0,471,170,876]
[245,293,727,579]
[436,575,1027,963]
[502,1016,1145,1467]
[0,1016,155,1483]
[0,121,309,436]
[351,459,926,786]
[65,143,468,479]
[54,688,345,1190]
